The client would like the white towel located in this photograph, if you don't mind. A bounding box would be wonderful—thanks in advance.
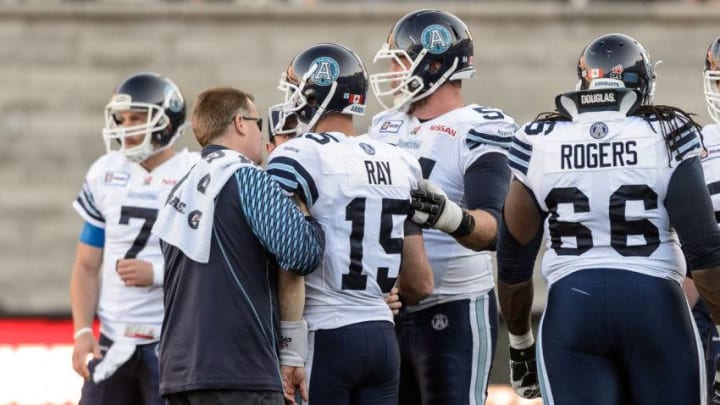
[92,340,136,384]
[152,149,256,263]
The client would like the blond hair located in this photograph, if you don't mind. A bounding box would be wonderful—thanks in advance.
[191,87,255,147]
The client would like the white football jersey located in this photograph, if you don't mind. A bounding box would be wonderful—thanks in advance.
[267,132,421,331]
[510,110,700,286]
[73,149,199,342]
[702,123,720,224]
[368,105,517,309]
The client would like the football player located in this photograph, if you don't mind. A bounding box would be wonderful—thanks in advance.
[70,72,199,405]
[698,34,720,404]
[368,9,518,405]
[266,42,434,405]
[497,33,720,404]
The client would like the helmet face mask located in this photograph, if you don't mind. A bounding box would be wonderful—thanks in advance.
[704,36,720,124]
[370,43,428,111]
[370,9,475,111]
[270,43,367,135]
[102,73,186,163]
[576,33,656,105]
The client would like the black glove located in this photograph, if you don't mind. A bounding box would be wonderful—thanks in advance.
[410,180,473,237]
[713,354,720,404]
[509,344,541,399]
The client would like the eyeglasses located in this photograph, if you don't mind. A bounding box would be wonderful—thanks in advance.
[230,115,263,131]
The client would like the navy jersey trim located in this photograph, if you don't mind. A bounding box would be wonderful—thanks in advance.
[266,156,319,208]
[466,129,512,151]
[508,137,532,176]
[668,121,701,161]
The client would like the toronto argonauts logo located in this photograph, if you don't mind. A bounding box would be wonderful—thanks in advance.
[431,314,449,331]
[310,56,340,87]
[359,142,375,155]
[164,84,184,113]
[421,24,452,55]
[589,122,609,139]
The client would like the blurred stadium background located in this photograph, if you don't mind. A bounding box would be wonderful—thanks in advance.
[0,0,718,403]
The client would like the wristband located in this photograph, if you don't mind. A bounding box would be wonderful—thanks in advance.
[280,319,308,367]
[509,330,534,350]
[73,327,93,341]
[449,211,475,238]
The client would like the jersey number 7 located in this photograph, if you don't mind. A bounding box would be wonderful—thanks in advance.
[119,206,159,259]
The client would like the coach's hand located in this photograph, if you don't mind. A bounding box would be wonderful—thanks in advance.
[281,365,308,405]
[509,344,541,399]
[410,180,473,237]
[72,332,102,379]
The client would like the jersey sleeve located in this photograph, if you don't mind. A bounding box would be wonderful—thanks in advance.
[266,136,323,209]
[460,109,518,172]
[72,155,107,228]
[661,114,703,165]
[507,123,534,186]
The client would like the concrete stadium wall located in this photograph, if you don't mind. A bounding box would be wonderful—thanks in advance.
[2,2,719,316]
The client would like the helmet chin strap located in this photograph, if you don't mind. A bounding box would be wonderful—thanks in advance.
[297,81,337,134]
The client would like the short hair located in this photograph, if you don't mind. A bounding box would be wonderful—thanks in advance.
[191,87,255,147]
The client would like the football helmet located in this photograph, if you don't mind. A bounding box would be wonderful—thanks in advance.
[370,9,475,111]
[577,33,656,105]
[270,43,367,135]
[704,35,720,124]
[102,72,186,163]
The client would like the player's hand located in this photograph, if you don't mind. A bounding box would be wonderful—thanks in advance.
[116,259,154,287]
[712,354,720,404]
[291,193,310,216]
[385,287,402,315]
[72,332,102,379]
[410,180,464,234]
[509,344,541,399]
[281,365,308,405]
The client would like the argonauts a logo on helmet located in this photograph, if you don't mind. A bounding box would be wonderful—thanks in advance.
[421,24,452,55]
[164,84,184,113]
[310,56,340,87]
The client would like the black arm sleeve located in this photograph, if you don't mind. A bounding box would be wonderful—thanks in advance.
[497,182,546,285]
[404,219,422,236]
[464,152,511,225]
[666,157,720,270]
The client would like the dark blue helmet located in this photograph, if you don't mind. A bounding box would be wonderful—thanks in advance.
[577,33,656,105]
[102,72,186,162]
[370,9,475,111]
[270,43,367,134]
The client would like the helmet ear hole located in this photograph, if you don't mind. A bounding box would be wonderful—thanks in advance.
[429,60,442,74]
